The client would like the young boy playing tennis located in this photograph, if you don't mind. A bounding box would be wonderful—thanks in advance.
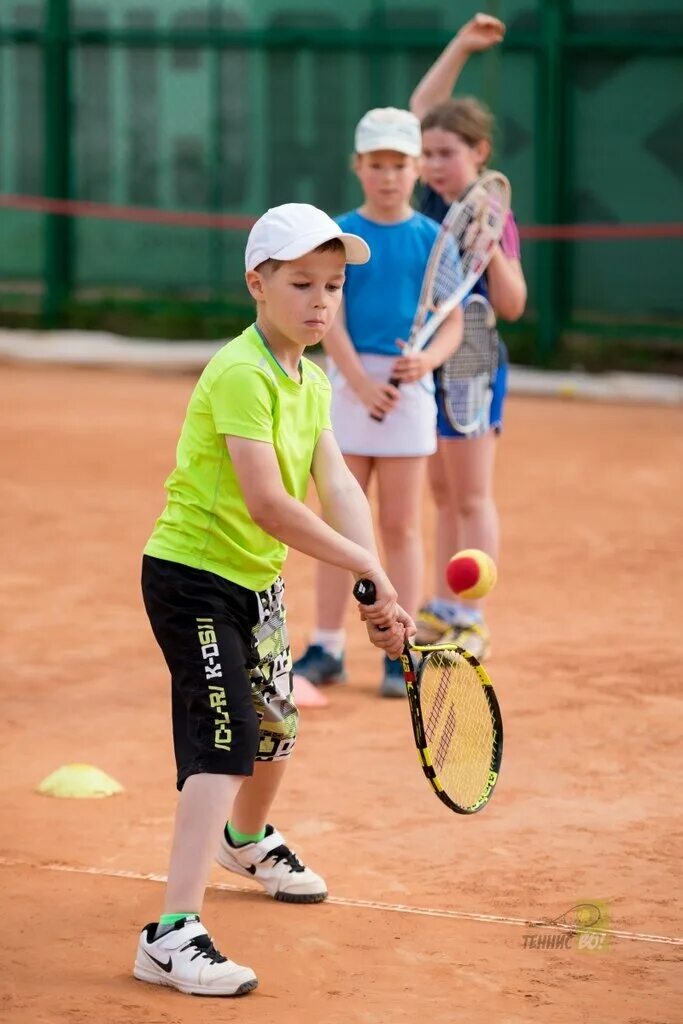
[409,14,527,658]
[293,107,463,697]
[134,202,414,997]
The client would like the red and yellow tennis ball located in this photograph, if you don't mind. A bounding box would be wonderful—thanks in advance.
[445,549,497,600]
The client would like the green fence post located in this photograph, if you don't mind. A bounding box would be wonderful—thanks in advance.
[534,0,568,361]
[42,0,73,328]
[209,0,225,313]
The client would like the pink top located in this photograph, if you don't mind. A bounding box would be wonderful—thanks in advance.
[500,211,521,260]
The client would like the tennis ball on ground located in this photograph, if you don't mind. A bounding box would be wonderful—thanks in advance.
[446,549,497,600]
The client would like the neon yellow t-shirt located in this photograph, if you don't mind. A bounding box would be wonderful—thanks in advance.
[144,324,332,591]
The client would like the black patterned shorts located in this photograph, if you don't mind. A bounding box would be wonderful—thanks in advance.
[141,555,297,790]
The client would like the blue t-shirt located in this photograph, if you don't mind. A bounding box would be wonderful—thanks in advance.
[336,210,439,356]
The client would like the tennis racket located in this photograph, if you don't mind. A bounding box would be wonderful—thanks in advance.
[353,579,503,814]
[439,293,499,436]
[371,170,510,423]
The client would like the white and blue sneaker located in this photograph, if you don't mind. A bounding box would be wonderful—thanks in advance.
[292,644,346,685]
[216,824,328,904]
[380,655,407,699]
[443,621,491,661]
[134,915,257,997]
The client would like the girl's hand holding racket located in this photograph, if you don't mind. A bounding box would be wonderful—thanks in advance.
[355,376,400,420]
[390,341,437,384]
[371,171,511,423]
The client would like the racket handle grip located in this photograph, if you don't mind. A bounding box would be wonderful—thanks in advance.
[369,377,402,423]
[353,578,376,605]
[353,578,388,633]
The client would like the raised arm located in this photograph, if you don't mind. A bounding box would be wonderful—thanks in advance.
[410,13,505,120]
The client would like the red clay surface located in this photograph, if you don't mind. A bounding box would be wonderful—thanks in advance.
[1,363,681,1024]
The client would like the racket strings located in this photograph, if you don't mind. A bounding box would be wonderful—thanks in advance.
[412,173,508,345]
[419,651,498,810]
[443,296,498,381]
[441,295,499,435]
[426,234,464,315]
[443,176,509,283]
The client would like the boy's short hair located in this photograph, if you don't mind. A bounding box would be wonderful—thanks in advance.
[354,107,421,157]
[257,237,346,274]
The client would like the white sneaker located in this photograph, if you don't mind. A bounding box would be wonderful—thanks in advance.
[216,824,328,904]
[133,915,257,997]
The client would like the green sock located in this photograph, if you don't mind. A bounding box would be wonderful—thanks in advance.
[159,912,196,928]
[227,821,266,846]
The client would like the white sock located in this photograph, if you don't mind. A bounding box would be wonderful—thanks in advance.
[311,629,345,659]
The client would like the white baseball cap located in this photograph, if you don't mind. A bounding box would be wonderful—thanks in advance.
[245,203,370,271]
[354,107,422,157]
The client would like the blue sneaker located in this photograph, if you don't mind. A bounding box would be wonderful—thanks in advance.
[380,656,406,699]
[292,644,346,686]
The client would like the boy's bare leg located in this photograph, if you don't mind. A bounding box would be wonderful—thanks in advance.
[164,772,245,914]
[435,433,499,604]
[229,759,288,836]
[217,758,328,902]
[429,442,459,599]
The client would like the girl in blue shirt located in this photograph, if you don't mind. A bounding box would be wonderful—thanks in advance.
[293,107,463,697]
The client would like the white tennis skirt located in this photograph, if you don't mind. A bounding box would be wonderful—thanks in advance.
[327,353,437,458]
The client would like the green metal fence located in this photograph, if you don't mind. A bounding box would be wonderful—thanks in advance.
[1,0,682,362]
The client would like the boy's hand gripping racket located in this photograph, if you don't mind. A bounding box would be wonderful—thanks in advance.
[372,170,510,423]
[353,578,503,814]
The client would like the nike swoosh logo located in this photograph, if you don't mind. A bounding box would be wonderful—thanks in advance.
[145,950,173,973]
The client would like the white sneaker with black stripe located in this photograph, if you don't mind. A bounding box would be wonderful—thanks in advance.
[133,915,257,997]
[216,824,328,903]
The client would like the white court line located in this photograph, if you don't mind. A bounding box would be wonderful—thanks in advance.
[1,856,681,948]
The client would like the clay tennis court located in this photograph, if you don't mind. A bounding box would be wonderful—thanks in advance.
[1,361,681,1023]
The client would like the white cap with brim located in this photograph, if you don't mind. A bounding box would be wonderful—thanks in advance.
[245,203,370,271]
[355,107,422,157]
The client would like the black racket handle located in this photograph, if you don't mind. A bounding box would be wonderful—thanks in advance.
[353,578,389,633]
[369,377,402,423]
[353,578,376,605]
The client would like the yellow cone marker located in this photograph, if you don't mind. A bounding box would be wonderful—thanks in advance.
[37,763,124,799]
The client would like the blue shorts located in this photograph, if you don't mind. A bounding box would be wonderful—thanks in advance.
[436,344,509,439]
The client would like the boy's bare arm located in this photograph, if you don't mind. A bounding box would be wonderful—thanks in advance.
[410,14,505,120]
[226,434,402,636]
